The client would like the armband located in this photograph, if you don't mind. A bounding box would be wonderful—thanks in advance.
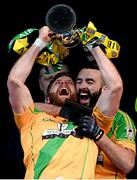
[33,38,48,50]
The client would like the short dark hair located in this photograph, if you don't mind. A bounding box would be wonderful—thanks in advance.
[83,60,99,70]
[47,72,73,94]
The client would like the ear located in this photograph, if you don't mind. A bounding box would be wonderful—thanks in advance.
[102,85,107,92]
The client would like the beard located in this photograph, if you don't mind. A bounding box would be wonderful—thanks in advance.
[48,92,77,106]
[77,88,102,108]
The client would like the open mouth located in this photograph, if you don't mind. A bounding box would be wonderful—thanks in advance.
[59,88,69,96]
[79,92,90,105]
[80,92,89,99]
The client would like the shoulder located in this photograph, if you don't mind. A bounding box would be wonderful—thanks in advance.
[115,110,133,122]
[114,109,136,131]
[107,110,136,144]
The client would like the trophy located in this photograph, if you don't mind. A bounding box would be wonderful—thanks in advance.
[8,4,120,74]
[45,4,80,48]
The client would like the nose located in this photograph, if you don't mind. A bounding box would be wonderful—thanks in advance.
[60,80,68,85]
[78,82,87,89]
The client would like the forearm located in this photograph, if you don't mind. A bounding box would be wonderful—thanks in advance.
[89,46,123,116]
[8,45,41,83]
[8,26,50,84]
[96,134,136,173]
[90,46,123,90]
[35,103,61,116]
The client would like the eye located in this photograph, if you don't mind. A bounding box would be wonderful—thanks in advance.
[76,80,82,84]
[67,80,75,85]
[54,80,61,85]
[87,80,94,85]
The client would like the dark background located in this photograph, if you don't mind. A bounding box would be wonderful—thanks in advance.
[0,0,136,178]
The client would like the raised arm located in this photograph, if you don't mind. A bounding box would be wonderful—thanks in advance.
[7,26,51,113]
[89,46,123,117]
[86,45,135,174]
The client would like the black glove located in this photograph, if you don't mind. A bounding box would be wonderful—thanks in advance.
[74,115,104,141]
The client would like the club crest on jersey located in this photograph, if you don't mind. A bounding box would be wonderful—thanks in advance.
[42,123,76,139]
[126,127,134,141]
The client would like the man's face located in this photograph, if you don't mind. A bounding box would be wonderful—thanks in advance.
[76,68,103,107]
[48,75,77,106]
[39,65,69,99]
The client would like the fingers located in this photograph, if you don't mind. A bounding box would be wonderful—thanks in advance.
[39,26,51,42]
[73,115,95,126]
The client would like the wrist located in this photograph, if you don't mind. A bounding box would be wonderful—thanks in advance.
[85,38,100,51]
[33,38,48,50]
[94,128,104,141]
